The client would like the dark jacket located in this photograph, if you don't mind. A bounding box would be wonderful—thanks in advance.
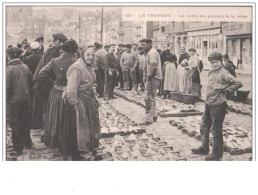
[38,52,78,87]
[223,60,236,77]
[104,52,117,70]
[160,50,177,68]
[25,51,42,75]
[179,52,190,64]
[33,44,60,80]
[6,59,33,104]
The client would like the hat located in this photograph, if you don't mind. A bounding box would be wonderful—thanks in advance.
[52,33,68,42]
[208,51,222,61]
[125,44,131,48]
[139,38,152,43]
[22,38,28,45]
[35,36,44,42]
[8,45,13,48]
[118,43,124,47]
[94,42,103,47]
[104,45,110,48]
[6,47,22,58]
[30,41,40,50]
[17,43,22,49]
[188,48,196,52]
[109,44,116,47]
[62,39,78,53]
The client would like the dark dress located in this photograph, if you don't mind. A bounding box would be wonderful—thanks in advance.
[37,52,78,158]
[31,44,60,129]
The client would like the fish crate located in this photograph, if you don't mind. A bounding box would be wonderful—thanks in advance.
[170,92,182,102]
[181,93,198,105]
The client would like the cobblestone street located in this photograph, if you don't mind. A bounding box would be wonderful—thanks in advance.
[6,87,252,161]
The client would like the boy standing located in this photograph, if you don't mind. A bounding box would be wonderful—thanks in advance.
[191,51,242,161]
[6,47,33,155]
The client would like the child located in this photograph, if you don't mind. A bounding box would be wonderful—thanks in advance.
[191,51,242,161]
[6,47,33,155]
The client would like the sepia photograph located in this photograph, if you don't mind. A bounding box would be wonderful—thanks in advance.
[3,4,254,162]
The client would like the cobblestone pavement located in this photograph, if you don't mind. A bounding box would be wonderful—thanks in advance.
[6,90,252,161]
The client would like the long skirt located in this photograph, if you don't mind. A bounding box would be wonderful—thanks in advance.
[44,87,77,154]
[76,90,101,152]
[164,62,178,92]
[177,65,187,92]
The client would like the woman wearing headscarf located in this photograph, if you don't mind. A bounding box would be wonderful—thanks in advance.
[162,43,178,99]
[64,46,101,157]
[185,48,201,99]
[38,39,79,160]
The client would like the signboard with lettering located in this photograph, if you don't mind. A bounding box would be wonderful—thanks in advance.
[222,22,252,35]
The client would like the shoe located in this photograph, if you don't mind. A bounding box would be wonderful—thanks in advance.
[104,97,109,101]
[205,153,222,161]
[98,95,103,98]
[153,117,158,122]
[109,96,117,99]
[191,147,209,155]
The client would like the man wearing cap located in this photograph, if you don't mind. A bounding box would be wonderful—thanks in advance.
[116,43,125,90]
[120,44,139,93]
[32,32,67,130]
[6,47,33,155]
[35,36,45,55]
[139,38,163,125]
[93,42,107,98]
[25,41,42,75]
[103,44,117,100]
[191,51,242,161]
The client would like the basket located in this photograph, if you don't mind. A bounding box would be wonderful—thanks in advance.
[170,92,182,102]
[236,90,250,102]
[181,93,198,104]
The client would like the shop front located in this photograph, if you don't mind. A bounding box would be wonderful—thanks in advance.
[222,22,252,72]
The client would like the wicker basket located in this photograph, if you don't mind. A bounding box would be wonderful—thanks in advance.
[236,90,250,102]
[170,92,182,102]
[181,93,198,104]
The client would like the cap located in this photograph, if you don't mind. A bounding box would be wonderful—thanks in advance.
[125,44,132,48]
[208,51,222,61]
[35,36,44,42]
[104,45,110,48]
[118,43,125,47]
[62,39,78,53]
[109,44,116,47]
[52,33,68,42]
[22,38,28,45]
[139,38,152,43]
[94,42,103,47]
[188,48,196,52]
[6,47,22,58]
[30,41,40,50]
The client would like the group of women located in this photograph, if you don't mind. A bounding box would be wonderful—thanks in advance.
[38,39,100,160]
[161,45,202,99]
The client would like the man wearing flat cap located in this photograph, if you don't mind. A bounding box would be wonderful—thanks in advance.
[120,44,139,93]
[139,38,162,125]
[35,36,45,55]
[25,41,42,75]
[6,47,33,155]
[93,42,107,98]
[192,51,242,161]
[32,32,67,130]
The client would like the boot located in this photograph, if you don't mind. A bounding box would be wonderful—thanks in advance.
[205,153,222,161]
[191,146,209,155]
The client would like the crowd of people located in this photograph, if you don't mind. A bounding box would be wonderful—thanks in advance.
[6,32,242,161]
